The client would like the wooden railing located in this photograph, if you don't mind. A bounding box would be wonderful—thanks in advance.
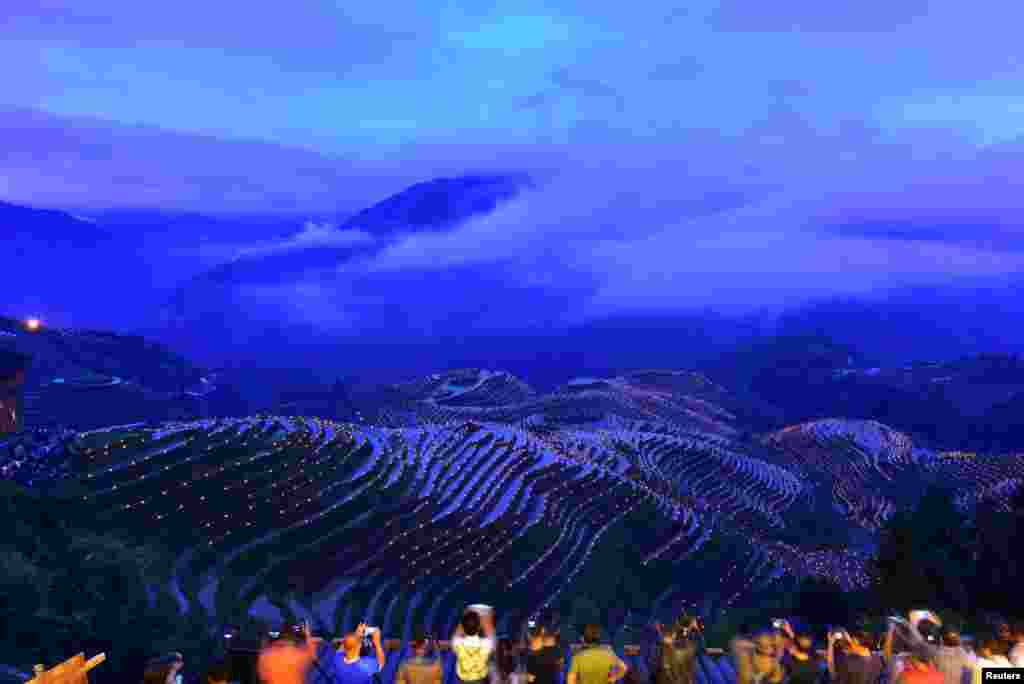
[27,653,105,684]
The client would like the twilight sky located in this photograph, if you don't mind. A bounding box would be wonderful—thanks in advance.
[4,0,1024,335]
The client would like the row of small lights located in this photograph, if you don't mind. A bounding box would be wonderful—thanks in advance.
[75,413,856,610]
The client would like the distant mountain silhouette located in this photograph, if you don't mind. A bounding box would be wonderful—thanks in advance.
[3,200,111,249]
[164,173,533,319]
[339,173,531,236]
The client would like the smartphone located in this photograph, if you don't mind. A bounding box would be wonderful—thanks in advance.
[175,675,182,684]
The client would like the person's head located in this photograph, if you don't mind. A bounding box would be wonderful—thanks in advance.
[462,611,482,637]
[917,620,942,647]
[1011,621,1024,643]
[754,631,776,656]
[978,636,1003,659]
[341,632,361,657]
[583,624,603,645]
[143,666,175,684]
[942,628,962,648]
[794,631,814,654]
[412,628,432,656]
[204,660,232,684]
[673,615,699,640]
[848,629,872,650]
[144,653,184,684]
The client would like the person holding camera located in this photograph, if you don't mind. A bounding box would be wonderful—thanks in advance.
[827,628,882,684]
[258,624,320,684]
[336,623,386,684]
[890,611,976,684]
[397,629,442,684]
[143,652,185,684]
[737,629,784,684]
[777,622,822,684]
[526,624,564,684]
[650,617,700,684]
[453,607,498,684]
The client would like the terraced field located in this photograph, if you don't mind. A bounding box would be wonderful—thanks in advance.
[50,369,1024,636]
[62,411,811,635]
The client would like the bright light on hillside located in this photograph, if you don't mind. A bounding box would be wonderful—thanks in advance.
[25,318,42,331]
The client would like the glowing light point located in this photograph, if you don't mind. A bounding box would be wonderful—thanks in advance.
[25,318,42,331]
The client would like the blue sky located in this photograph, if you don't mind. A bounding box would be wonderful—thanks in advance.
[4,0,1024,330]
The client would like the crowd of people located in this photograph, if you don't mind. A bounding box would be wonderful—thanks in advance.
[138,608,1024,684]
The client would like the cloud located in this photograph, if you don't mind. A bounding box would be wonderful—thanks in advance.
[236,223,374,259]
[318,122,1024,326]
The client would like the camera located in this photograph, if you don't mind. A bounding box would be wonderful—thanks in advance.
[772,620,784,630]
[360,626,379,657]
[268,623,307,645]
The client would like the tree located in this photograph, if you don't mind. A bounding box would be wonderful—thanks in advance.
[792,577,853,632]
[871,486,973,615]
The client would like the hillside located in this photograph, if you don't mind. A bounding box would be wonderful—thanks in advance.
[27,364,1022,637]
[0,317,245,429]
[703,340,1024,452]
[2,201,112,250]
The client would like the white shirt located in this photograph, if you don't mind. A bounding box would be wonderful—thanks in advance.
[1009,644,1024,668]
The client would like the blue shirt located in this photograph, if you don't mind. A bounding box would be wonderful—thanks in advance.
[306,642,341,684]
[334,655,380,684]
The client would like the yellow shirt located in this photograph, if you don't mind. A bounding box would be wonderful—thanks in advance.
[453,636,495,682]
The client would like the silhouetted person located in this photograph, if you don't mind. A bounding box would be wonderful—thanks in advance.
[336,624,385,684]
[782,625,823,684]
[567,624,627,684]
[972,635,1013,684]
[144,653,184,684]
[203,659,232,684]
[651,617,699,684]
[898,651,942,684]
[828,629,882,684]
[885,619,917,684]
[527,625,564,684]
[740,630,784,684]
[397,631,442,684]
[1008,622,1024,666]
[453,608,497,684]
[995,622,1013,657]
[495,638,523,684]
[258,626,318,684]
[897,612,974,684]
